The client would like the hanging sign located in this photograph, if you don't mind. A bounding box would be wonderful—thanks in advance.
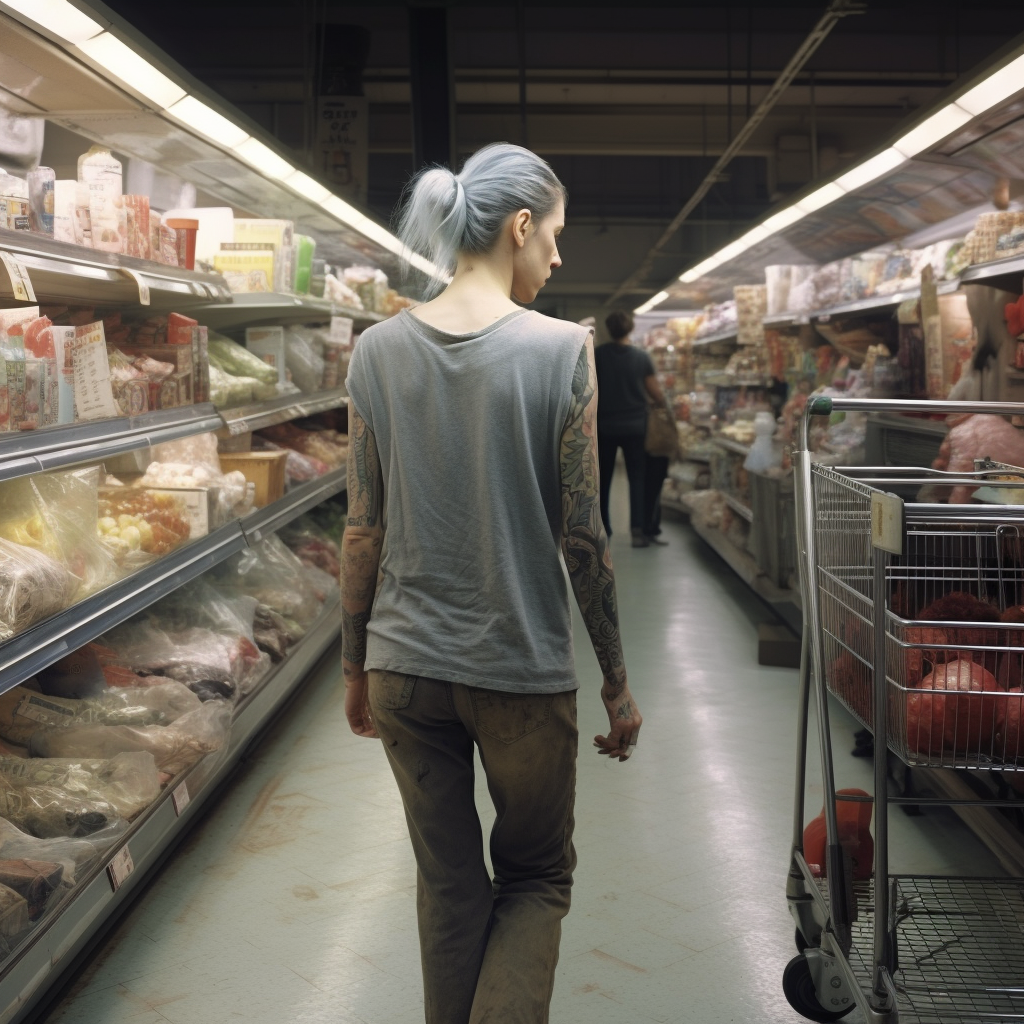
[316,97,368,206]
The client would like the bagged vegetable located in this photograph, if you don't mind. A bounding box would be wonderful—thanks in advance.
[280,517,341,578]
[208,332,278,386]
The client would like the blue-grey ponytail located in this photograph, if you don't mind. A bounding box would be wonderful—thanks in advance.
[398,143,566,297]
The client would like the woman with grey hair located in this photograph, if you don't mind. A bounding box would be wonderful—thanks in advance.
[342,142,643,1024]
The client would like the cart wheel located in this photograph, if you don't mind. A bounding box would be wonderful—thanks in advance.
[782,955,854,1022]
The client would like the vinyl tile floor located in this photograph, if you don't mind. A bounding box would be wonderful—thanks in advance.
[40,477,1006,1024]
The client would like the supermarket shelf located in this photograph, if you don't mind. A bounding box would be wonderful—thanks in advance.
[0,230,232,308]
[692,327,738,347]
[675,492,802,631]
[188,293,385,331]
[762,278,962,328]
[0,404,223,484]
[723,493,753,521]
[961,253,1024,288]
[217,388,348,437]
[0,522,247,694]
[713,435,752,457]
[242,469,347,544]
[0,594,341,1024]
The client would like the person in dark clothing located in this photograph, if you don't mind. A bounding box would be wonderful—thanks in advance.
[595,310,669,547]
[643,451,670,544]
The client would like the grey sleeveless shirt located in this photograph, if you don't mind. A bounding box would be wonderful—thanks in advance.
[345,307,590,693]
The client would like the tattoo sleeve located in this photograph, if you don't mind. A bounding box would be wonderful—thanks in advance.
[559,337,627,699]
[342,409,384,677]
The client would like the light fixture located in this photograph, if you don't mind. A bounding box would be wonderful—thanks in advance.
[796,181,846,213]
[77,32,186,108]
[285,170,331,204]
[165,96,249,148]
[233,138,295,180]
[893,103,973,157]
[2,0,102,44]
[761,206,806,232]
[834,148,906,192]
[738,225,770,248]
[957,53,1024,116]
[634,290,670,315]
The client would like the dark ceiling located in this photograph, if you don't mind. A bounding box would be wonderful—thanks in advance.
[97,1,1024,319]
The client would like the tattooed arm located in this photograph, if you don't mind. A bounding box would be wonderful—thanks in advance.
[560,336,642,761]
[342,408,384,738]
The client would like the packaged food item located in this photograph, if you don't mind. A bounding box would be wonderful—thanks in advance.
[0,859,64,920]
[77,146,122,197]
[283,327,325,392]
[0,169,28,232]
[88,194,127,254]
[244,326,286,383]
[208,333,279,386]
[123,195,151,259]
[44,326,76,424]
[51,180,77,244]
[159,224,178,266]
[0,307,33,433]
[213,247,275,293]
[293,234,316,294]
[323,273,364,310]
[0,539,75,641]
[165,218,198,270]
[30,702,232,777]
[26,167,54,236]
[232,219,294,291]
[97,486,191,562]
[73,182,91,246]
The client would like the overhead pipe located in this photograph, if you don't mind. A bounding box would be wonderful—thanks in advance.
[607,0,865,306]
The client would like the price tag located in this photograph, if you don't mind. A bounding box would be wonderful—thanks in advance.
[120,268,151,305]
[228,419,249,436]
[171,781,191,816]
[107,845,134,892]
[0,252,35,302]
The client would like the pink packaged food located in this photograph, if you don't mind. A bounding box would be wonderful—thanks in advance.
[124,195,151,260]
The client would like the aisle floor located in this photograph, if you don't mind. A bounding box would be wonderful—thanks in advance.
[41,478,1004,1024]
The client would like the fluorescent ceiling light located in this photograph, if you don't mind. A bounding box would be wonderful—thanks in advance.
[77,32,186,108]
[797,182,846,213]
[285,170,331,204]
[3,0,102,43]
[165,95,249,148]
[834,148,905,192]
[634,290,670,314]
[761,206,807,232]
[714,240,748,264]
[957,53,1024,116]
[893,103,973,157]
[739,225,770,247]
[234,138,294,180]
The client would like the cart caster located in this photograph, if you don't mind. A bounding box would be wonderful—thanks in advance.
[783,955,855,1022]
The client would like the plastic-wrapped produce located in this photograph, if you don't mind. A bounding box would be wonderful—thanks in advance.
[284,328,325,393]
[0,774,121,838]
[207,333,278,386]
[251,438,329,484]
[209,363,258,408]
[0,539,75,641]
[0,752,159,820]
[0,469,120,604]
[31,702,231,777]
[0,860,63,920]
[213,534,323,629]
[0,683,201,748]
[280,518,341,578]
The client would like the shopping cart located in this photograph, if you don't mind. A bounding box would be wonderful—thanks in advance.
[785,396,1024,1024]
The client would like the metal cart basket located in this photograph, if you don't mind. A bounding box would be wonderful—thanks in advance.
[785,397,1024,1024]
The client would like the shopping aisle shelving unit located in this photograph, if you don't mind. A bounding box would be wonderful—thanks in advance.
[218,387,348,437]
[0,593,341,1024]
[188,293,384,332]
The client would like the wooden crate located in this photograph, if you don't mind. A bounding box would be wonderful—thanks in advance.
[218,450,288,507]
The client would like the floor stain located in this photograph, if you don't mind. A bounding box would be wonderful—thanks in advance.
[292,885,320,901]
[588,949,647,973]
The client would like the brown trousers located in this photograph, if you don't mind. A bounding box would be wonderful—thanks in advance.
[369,670,578,1024]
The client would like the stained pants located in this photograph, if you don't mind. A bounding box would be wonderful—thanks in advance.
[369,671,578,1024]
